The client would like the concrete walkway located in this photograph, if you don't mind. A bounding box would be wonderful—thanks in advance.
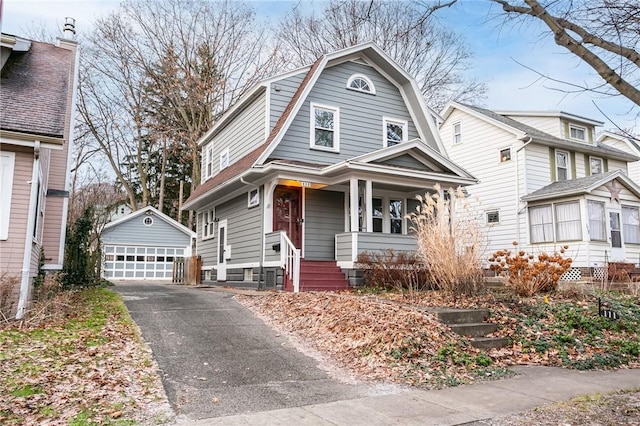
[183,366,640,425]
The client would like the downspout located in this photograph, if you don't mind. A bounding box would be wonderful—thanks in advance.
[515,137,533,244]
[16,141,41,319]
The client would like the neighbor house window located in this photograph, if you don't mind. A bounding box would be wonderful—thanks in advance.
[556,151,569,181]
[590,157,603,175]
[453,122,462,144]
[486,210,500,224]
[588,201,606,241]
[248,188,259,207]
[0,152,15,240]
[390,199,403,234]
[529,205,553,243]
[202,209,215,239]
[622,205,640,244]
[219,148,229,170]
[346,74,375,94]
[372,198,383,232]
[499,148,511,162]
[569,124,586,141]
[555,202,582,241]
[206,145,213,177]
[310,103,339,152]
[383,118,408,147]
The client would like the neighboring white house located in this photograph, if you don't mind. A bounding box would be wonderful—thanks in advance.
[598,131,640,184]
[101,206,196,280]
[440,102,640,277]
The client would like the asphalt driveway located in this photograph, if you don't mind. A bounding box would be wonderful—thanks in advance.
[114,282,376,421]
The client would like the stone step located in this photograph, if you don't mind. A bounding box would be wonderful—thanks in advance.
[449,322,498,337]
[436,309,489,325]
[470,336,510,350]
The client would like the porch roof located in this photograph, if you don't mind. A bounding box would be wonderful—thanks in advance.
[522,170,640,202]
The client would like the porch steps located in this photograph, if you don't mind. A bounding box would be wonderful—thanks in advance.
[433,308,508,350]
[288,260,350,292]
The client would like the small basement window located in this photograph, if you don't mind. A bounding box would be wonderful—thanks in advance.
[486,211,500,224]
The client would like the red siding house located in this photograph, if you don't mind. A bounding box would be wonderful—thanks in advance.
[0,29,79,318]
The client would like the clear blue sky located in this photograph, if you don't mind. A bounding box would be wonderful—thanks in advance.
[2,0,638,133]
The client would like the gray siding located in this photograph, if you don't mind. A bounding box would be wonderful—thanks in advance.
[198,190,263,266]
[335,233,354,261]
[264,232,281,262]
[272,61,419,163]
[270,73,306,129]
[304,189,344,260]
[203,93,266,182]
[102,212,191,247]
[357,233,417,254]
[375,154,431,171]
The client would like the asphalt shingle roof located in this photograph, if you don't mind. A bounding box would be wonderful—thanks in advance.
[1,40,74,138]
[522,170,620,201]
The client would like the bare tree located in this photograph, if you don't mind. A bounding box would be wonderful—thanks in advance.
[488,0,640,109]
[277,0,485,109]
[78,0,281,223]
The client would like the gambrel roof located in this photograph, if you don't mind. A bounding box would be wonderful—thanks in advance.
[522,170,640,202]
[441,102,639,162]
[184,43,465,210]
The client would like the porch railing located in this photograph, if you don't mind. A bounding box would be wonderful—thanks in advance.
[281,232,301,293]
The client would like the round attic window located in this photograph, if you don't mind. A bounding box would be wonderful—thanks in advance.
[143,217,154,226]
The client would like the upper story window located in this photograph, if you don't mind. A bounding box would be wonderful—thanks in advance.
[556,150,569,181]
[569,124,586,141]
[453,122,462,144]
[499,148,511,162]
[220,148,229,170]
[590,157,603,175]
[310,103,340,152]
[383,117,408,147]
[202,144,213,180]
[346,74,375,94]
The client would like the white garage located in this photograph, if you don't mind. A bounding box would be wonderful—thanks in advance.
[101,206,196,280]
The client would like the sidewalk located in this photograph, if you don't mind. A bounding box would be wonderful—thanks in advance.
[181,365,640,425]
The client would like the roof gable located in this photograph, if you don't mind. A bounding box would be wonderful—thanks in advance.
[104,206,196,237]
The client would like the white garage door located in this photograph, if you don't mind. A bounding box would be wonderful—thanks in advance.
[103,245,185,279]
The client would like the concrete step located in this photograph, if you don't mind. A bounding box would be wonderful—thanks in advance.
[449,322,498,337]
[470,336,510,350]
[436,309,489,325]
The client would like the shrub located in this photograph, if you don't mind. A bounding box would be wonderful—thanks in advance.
[408,184,485,296]
[62,208,99,289]
[356,249,433,300]
[0,273,19,322]
[488,242,572,296]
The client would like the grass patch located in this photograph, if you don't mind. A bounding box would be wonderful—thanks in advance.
[0,288,170,425]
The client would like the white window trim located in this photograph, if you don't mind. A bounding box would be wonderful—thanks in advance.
[206,144,213,179]
[587,200,606,241]
[486,210,500,224]
[590,156,603,175]
[453,121,462,145]
[622,205,640,244]
[0,152,15,240]
[248,188,260,208]
[143,217,154,227]
[202,209,215,240]
[499,147,512,163]
[555,150,570,181]
[310,102,340,153]
[382,117,408,148]
[219,148,229,171]
[569,124,587,141]
[346,74,376,94]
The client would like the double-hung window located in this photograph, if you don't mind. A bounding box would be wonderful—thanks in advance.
[390,199,403,234]
[569,124,586,141]
[590,157,603,175]
[555,202,582,241]
[452,122,462,144]
[383,118,408,147]
[202,209,215,239]
[219,148,229,170]
[556,151,569,181]
[529,205,554,243]
[622,205,640,244]
[311,103,339,152]
[588,201,606,241]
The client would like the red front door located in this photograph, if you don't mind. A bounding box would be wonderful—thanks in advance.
[273,186,302,249]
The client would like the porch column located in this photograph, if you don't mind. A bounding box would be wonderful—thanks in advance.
[365,180,373,232]
[350,178,359,232]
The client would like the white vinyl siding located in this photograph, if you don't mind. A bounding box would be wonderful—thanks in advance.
[0,152,15,240]
[622,205,640,244]
[588,201,606,241]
